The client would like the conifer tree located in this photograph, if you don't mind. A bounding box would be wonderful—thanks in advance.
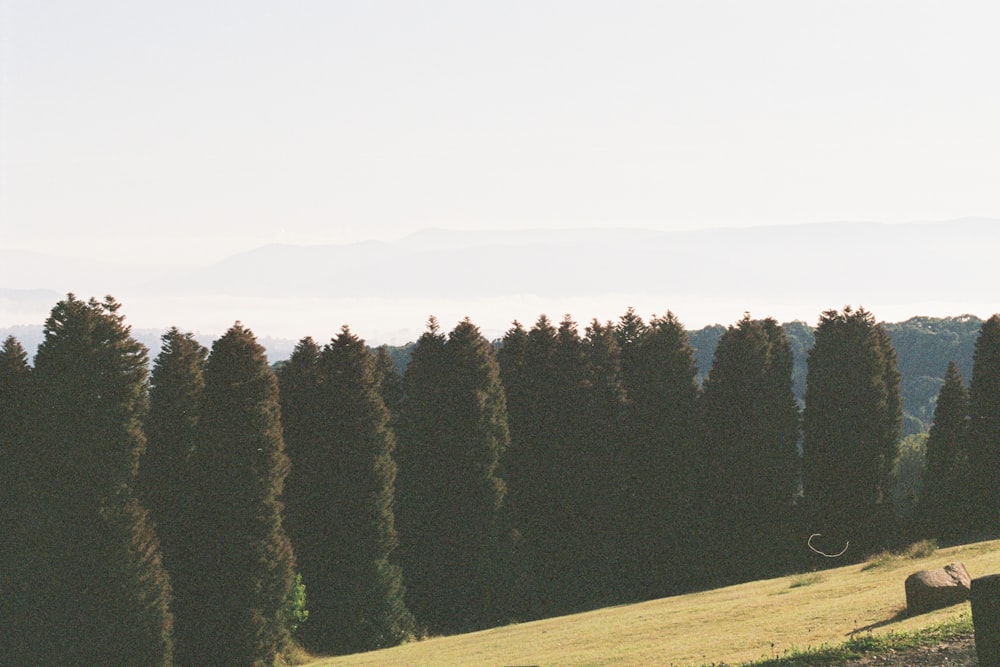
[138,327,208,666]
[186,323,295,666]
[802,307,902,556]
[495,320,535,613]
[533,315,600,612]
[616,310,701,597]
[967,314,1000,531]
[918,361,971,540]
[500,315,628,615]
[496,321,531,483]
[277,336,324,556]
[395,318,449,631]
[615,306,648,393]
[0,335,30,442]
[699,316,800,582]
[497,315,566,617]
[0,335,31,493]
[0,336,33,662]
[289,327,414,653]
[580,319,629,603]
[396,317,509,633]
[12,295,174,666]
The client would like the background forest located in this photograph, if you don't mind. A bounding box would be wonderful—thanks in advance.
[1,297,998,666]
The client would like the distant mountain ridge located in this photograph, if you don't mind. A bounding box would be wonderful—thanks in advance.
[2,219,997,347]
[2,219,996,302]
[184,218,1000,301]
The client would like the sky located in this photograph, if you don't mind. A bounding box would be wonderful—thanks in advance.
[2,2,999,345]
[3,1,999,262]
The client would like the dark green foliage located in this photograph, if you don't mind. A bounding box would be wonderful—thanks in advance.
[781,321,815,401]
[374,344,404,416]
[396,317,508,633]
[33,296,152,496]
[139,327,208,666]
[140,328,207,510]
[917,362,970,540]
[277,336,324,557]
[283,327,414,654]
[0,335,31,503]
[893,433,928,525]
[186,323,295,666]
[579,319,630,603]
[9,295,174,666]
[0,336,33,663]
[617,311,701,598]
[886,315,982,428]
[499,315,574,616]
[0,334,31,441]
[501,315,629,615]
[700,316,801,582]
[967,315,1000,532]
[802,307,902,556]
[688,323,726,384]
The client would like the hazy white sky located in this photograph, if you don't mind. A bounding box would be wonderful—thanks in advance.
[3,1,999,265]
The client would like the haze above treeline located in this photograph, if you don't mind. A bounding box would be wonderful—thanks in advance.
[2,219,997,346]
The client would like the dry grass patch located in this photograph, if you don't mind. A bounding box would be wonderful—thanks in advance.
[304,538,1000,667]
[861,539,939,571]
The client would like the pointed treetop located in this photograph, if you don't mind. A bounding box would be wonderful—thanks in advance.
[1,335,30,366]
[532,314,554,331]
[290,336,321,360]
[450,317,482,340]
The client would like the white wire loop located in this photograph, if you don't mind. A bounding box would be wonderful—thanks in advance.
[808,533,849,558]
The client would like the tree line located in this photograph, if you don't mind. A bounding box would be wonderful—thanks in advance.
[1,295,998,665]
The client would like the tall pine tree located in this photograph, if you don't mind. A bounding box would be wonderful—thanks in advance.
[396,317,508,634]
[10,295,174,666]
[285,328,414,654]
[579,319,629,604]
[967,314,1000,532]
[918,361,971,540]
[500,315,630,615]
[139,327,208,666]
[699,316,800,582]
[186,323,296,666]
[802,307,902,556]
[498,315,571,617]
[616,310,701,598]
[277,336,324,564]
[0,336,34,663]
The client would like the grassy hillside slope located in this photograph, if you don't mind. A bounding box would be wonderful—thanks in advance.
[304,539,1000,667]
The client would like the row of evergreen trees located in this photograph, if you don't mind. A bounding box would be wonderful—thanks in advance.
[1,297,295,666]
[1,296,998,664]
[918,315,1000,540]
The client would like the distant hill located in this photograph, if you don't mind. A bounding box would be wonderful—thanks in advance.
[2,219,997,346]
[170,218,1000,302]
[3,218,998,301]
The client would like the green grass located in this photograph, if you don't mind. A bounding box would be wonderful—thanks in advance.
[729,612,973,666]
[302,538,1000,667]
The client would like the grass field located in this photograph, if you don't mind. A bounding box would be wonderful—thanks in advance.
[303,539,1000,667]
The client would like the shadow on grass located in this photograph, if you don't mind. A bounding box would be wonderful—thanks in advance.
[848,607,910,636]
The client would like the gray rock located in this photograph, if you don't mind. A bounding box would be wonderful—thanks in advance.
[905,562,972,615]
